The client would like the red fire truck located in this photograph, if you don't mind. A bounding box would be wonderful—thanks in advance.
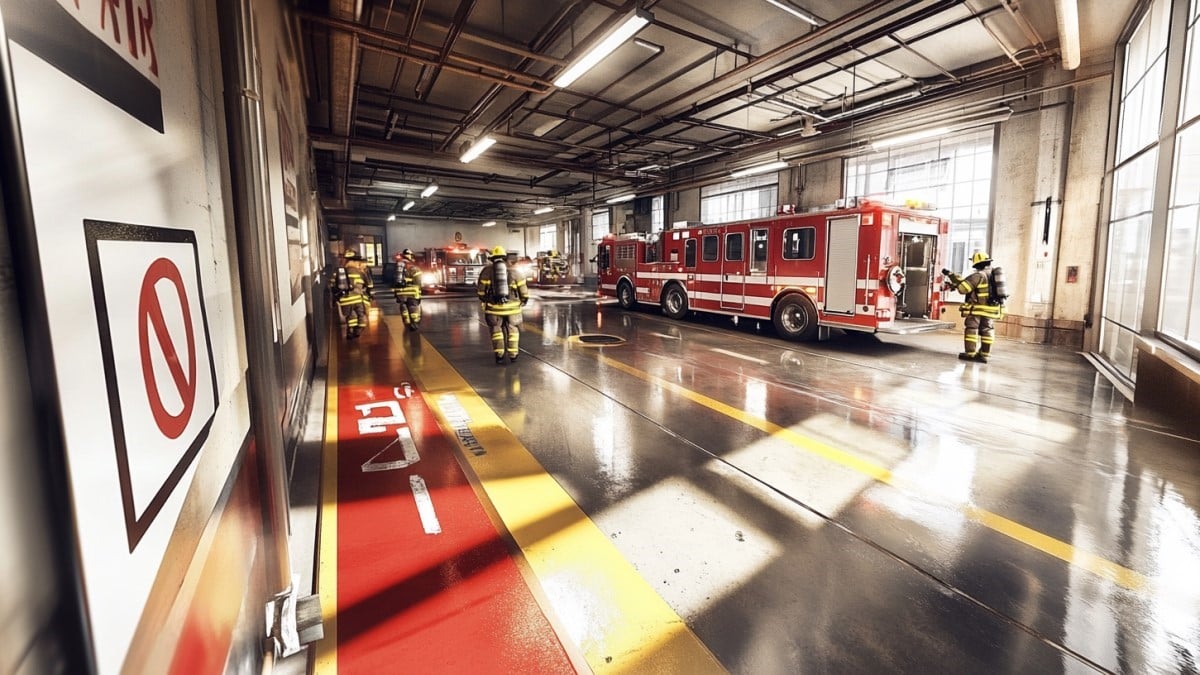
[597,199,953,341]
[427,243,489,289]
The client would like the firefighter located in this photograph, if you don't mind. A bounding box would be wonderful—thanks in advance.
[337,249,373,339]
[393,248,423,330]
[477,246,529,363]
[943,251,1003,363]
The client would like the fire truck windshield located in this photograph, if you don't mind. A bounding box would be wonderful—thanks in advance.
[446,249,485,265]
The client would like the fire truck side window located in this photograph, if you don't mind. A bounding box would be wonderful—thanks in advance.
[702,235,719,262]
[685,239,697,267]
[725,233,743,261]
[783,227,816,260]
[751,229,768,273]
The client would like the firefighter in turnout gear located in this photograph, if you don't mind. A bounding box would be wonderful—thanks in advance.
[337,249,373,339]
[393,248,423,330]
[943,251,1004,363]
[477,246,529,363]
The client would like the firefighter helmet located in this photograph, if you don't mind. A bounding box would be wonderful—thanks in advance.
[343,249,358,259]
[489,245,507,260]
[971,251,992,268]
[401,248,414,260]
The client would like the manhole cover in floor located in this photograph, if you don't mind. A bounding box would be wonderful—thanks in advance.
[573,333,626,345]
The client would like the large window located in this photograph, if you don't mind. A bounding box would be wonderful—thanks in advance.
[591,209,610,241]
[1100,0,1171,380]
[845,127,994,275]
[539,224,556,252]
[1161,1,1200,353]
[651,195,665,233]
[701,174,778,224]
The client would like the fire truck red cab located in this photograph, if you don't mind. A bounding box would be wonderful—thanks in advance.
[430,243,488,289]
[597,199,953,341]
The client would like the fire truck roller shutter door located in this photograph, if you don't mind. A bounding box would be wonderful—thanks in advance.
[773,293,820,341]
[661,283,689,320]
[617,279,636,310]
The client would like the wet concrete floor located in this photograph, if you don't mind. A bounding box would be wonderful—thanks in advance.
[375,289,1200,674]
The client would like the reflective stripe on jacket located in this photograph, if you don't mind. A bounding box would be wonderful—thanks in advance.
[953,269,1003,319]
[478,264,528,316]
[394,264,422,299]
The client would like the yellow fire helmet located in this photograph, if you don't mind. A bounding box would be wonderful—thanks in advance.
[489,245,507,259]
[971,251,992,267]
[401,248,414,260]
[342,249,358,259]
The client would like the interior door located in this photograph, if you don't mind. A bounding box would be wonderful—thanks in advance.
[825,215,861,315]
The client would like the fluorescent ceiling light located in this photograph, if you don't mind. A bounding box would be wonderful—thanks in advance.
[481,220,497,227]
[420,183,438,198]
[534,206,555,215]
[871,127,950,149]
[638,163,661,172]
[730,160,788,178]
[606,193,636,204]
[460,136,496,163]
[387,214,396,221]
[762,0,819,25]
[553,9,653,88]
[402,200,415,211]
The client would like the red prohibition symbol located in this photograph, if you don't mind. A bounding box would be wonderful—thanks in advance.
[138,257,197,439]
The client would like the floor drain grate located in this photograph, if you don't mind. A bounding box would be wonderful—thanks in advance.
[574,334,625,345]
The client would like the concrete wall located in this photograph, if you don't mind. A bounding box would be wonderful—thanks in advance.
[795,160,844,211]
[384,218,526,256]
[991,68,1112,349]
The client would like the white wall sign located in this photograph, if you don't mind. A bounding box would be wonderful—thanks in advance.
[84,221,218,551]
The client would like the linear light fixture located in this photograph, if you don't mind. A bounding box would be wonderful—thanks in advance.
[460,136,496,163]
[871,127,949,150]
[402,200,415,211]
[387,214,396,221]
[420,183,438,198]
[481,220,497,227]
[534,206,555,215]
[730,160,788,178]
[762,0,819,25]
[606,193,636,204]
[869,109,1014,151]
[553,8,653,88]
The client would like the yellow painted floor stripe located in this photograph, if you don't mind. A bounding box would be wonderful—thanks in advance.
[524,325,1148,591]
[314,329,339,675]
[384,316,725,675]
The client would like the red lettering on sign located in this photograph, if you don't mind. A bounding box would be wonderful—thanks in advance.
[95,0,157,77]
[138,258,197,439]
[138,1,157,77]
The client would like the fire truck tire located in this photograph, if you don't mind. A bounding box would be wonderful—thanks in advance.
[662,284,689,319]
[773,293,819,341]
[617,280,636,309]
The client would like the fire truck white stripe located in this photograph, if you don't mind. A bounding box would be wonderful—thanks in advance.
[711,348,768,364]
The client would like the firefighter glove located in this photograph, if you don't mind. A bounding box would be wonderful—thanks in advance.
[941,268,952,276]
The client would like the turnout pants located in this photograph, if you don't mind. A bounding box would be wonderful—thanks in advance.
[963,315,995,357]
[484,311,523,359]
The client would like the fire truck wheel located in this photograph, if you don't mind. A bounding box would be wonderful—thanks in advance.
[662,284,689,319]
[617,281,636,309]
[773,293,818,341]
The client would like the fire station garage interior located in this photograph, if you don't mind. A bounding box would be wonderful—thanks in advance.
[11,0,1200,673]
[278,0,1200,672]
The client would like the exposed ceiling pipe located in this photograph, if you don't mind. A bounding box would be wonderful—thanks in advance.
[416,0,478,101]
[1054,0,1081,70]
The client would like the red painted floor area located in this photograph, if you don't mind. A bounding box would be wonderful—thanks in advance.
[332,323,575,673]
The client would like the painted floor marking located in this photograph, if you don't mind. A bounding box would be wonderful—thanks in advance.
[314,324,339,673]
[384,316,725,675]
[409,475,442,535]
[651,332,681,340]
[710,347,769,364]
[360,427,420,472]
[524,324,1148,591]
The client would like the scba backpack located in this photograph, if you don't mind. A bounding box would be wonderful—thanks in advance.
[988,266,1009,305]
